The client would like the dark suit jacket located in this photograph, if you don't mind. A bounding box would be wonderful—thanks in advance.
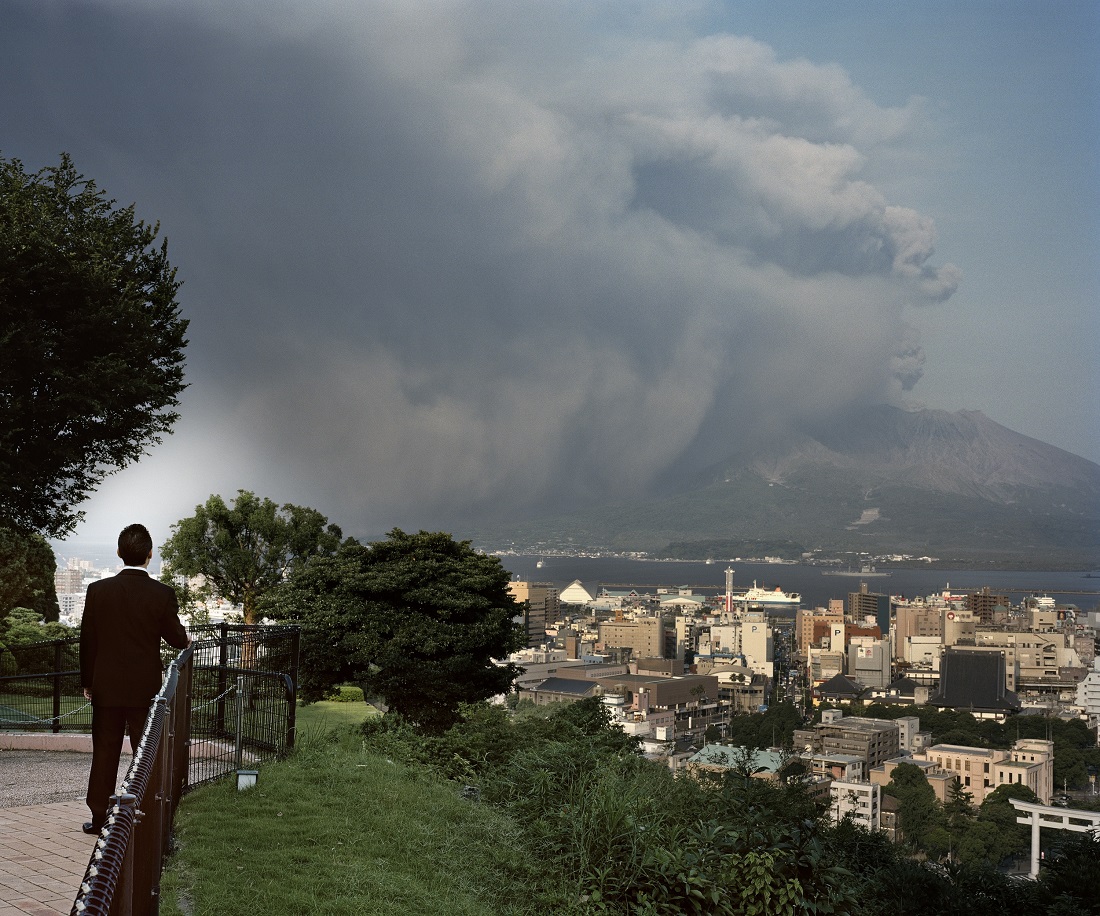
[80,569,190,707]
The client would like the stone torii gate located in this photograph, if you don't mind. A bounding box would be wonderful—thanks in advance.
[1010,798,1100,877]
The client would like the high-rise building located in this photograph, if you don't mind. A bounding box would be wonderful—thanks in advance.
[965,587,1010,625]
[893,602,942,660]
[740,611,774,677]
[796,605,845,655]
[849,583,891,636]
[54,566,84,594]
[508,581,559,648]
[598,617,668,660]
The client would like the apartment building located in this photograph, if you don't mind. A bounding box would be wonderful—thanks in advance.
[508,581,559,648]
[830,779,880,830]
[793,710,900,770]
[965,587,1010,625]
[796,604,844,655]
[598,616,667,660]
[848,583,891,635]
[912,739,1053,804]
[1076,657,1100,715]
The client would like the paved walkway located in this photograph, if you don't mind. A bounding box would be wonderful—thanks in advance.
[0,737,132,916]
[0,801,98,915]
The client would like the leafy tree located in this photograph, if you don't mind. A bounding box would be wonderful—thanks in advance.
[0,607,71,647]
[1038,830,1100,913]
[160,490,344,624]
[0,608,74,679]
[943,777,976,843]
[725,700,801,750]
[972,778,1038,866]
[265,529,526,733]
[0,153,188,537]
[0,526,59,622]
[884,762,944,851]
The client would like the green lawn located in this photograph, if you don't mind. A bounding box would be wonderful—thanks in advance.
[294,699,380,734]
[160,708,563,916]
[0,692,91,729]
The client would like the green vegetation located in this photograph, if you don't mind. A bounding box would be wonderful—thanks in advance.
[160,491,345,625]
[660,538,805,562]
[160,698,1100,915]
[161,730,552,916]
[0,528,60,623]
[264,530,526,733]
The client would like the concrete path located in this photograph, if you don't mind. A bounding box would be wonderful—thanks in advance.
[0,736,133,916]
[0,801,98,915]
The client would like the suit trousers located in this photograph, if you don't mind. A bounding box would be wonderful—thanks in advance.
[86,704,148,823]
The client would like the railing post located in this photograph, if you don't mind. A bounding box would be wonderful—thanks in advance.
[107,792,139,916]
[234,675,246,771]
[172,652,193,814]
[52,641,63,734]
[215,621,229,736]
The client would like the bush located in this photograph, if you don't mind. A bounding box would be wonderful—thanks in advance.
[325,684,365,703]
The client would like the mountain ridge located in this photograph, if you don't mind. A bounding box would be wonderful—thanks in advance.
[474,406,1100,568]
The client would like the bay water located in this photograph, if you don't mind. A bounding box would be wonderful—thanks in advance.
[498,556,1100,613]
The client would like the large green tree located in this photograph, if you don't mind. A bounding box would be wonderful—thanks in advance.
[0,526,59,622]
[264,529,526,733]
[884,762,945,852]
[160,490,344,624]
[0,153,188,537]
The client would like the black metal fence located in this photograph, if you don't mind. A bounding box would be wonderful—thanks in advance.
[0,636,88,732]
[0,625,299,780]
[183,624,299,788]
[15,624,304,916]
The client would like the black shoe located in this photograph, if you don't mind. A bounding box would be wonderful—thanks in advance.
[82,821,104,835]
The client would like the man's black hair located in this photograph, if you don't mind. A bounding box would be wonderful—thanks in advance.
[118,524,153,567]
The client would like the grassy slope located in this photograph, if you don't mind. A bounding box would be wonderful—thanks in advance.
[160,703,564,916]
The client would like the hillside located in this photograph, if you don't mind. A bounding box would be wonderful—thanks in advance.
[475,406,1100,567]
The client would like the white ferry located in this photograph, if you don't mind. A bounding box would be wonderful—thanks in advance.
[736,582,801,606]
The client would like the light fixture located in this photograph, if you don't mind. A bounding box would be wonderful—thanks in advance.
[236,769,259,791]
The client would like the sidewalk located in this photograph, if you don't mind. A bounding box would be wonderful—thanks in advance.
[0,801,98,915]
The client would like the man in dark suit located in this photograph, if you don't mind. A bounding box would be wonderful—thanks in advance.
[79,523,190,834]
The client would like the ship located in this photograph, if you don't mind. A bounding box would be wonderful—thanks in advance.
[822,565,891,577]
[735,582,801,606]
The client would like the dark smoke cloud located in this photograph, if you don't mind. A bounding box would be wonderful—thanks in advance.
[3,1,959,536]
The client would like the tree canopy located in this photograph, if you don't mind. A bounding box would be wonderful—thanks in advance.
[0,153,188,537]
[884,762,944,851]
[160,490,344,624]
[0,526,59,623]
[264,529,526,733]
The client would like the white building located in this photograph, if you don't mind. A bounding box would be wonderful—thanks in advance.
[830,779,880,830]
[848,637,891,688]
[740,612,774,678]
[559,580,595,605]
[1076,658,1100,715]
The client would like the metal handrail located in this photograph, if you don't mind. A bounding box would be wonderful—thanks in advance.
[71,646,193,916]
[68,625,299,916]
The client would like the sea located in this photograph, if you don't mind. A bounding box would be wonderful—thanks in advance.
[496,556,1100,613]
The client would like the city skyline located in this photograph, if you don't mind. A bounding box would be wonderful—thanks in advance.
[3,1,1096,553]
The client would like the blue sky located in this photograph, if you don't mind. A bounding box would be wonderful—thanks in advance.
[1,1,1096,556]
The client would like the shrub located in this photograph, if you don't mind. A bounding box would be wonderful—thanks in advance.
[325,684,365,703]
